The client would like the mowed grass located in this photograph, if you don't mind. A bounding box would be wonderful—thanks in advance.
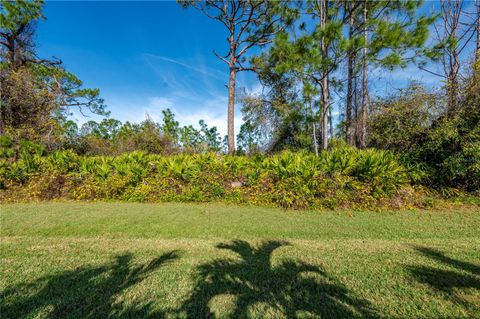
[1,202,479,318]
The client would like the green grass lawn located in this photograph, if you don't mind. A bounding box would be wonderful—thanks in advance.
[1,202,479,318]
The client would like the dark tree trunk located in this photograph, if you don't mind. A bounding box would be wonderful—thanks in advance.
[447,57,459,112]
[328,103,333,141]
[320,0,329,151]
[227,66,236,154]
[321,77,329,150]
[475,0,479,69]
[346,10,356,146]
[359,0,368,148]
[0,105,5,136]
[448,5,459,113]
[309,99,319,156]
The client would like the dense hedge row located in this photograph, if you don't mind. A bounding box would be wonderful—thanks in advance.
[0,143,438,209]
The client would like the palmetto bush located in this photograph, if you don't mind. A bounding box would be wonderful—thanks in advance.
[44,150,80,173]
[0,147,420,209]
[351,149,410,196]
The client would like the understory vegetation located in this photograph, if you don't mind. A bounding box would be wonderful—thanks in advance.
[0,141,477,209]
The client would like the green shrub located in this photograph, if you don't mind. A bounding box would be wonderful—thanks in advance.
[0,148,428,209]
[0,136,15,158]
[367,73,480,192]
[351,149,409,196]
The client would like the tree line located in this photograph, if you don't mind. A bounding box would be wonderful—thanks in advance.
[61,111,225,155]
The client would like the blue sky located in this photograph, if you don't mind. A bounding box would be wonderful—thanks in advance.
[37,0,260,135]
[35,1,475,136]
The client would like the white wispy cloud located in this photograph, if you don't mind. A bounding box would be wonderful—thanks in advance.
[71,53,261,138]
[146,95,242,138]
[70,93,242,138]
[143,53,228,81]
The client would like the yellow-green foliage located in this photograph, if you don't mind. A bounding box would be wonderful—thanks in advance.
[0,147,423,209]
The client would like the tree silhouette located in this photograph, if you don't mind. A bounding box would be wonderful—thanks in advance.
[181,240,380,318]
[408,246,480,311]
[1,251,179,318]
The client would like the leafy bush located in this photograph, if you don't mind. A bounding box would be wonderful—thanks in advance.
[367,72,480,192]
[0,146,424,209]
[0,136,15,158]
[368,85,439,153]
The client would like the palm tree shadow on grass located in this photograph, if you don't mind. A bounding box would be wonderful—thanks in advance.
[407,246,480,309]
[181,240,381,319]
[0,250,180,318]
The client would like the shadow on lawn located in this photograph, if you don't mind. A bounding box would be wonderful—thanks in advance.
[2,241,383,318]
[408,246,480,308]
[181,240,381,319]
[0,251,179,319]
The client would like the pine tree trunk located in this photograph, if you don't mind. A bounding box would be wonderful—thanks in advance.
[447,59,459,112]
[329,104,333,140]
[475,0,480,65]
[346,9,356,146]
[227,66,236,154]
[354,67,358,120]
[321,77,329,151]
[6,36,16,69]
[310,99,319,156]
[320,0,329,151]
[359,0,368,148]
[448,9,459,112]
[0,106,4,136]
[0,71,8,136]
